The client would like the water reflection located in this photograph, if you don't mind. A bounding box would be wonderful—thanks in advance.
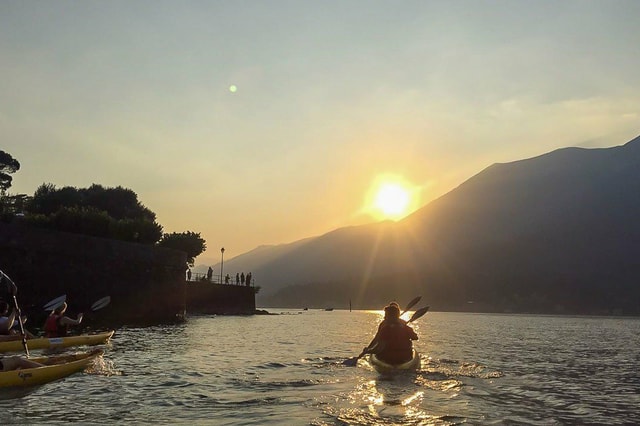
[2,311,637,425]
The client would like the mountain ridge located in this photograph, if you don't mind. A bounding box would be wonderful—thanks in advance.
[202,135,640,314]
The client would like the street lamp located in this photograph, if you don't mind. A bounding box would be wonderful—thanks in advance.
[220,247,225,284]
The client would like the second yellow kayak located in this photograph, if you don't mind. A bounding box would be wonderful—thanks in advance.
[0,331,114,353]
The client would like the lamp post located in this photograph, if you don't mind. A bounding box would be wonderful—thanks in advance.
[220,247,225,284]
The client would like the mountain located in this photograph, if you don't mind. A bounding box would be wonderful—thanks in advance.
[219,135,640,314]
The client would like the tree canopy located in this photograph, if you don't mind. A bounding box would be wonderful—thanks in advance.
[29,183,156,221]
[0,150,20,194]
[157,231,207,266]
[21,183,163,244]
[1,151,207,261]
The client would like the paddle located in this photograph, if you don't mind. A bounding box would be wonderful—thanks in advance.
[43,295,111,312]
[400,296,421,317]
[0,269,29,357]
[343,342,379,367]
[44,294,67,311]
[90,296,111,311]
[407,306,430,323]
[343,298,427,367]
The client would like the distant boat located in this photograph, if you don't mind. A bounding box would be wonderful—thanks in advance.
[324,308,334,311]
[303,307,308,311]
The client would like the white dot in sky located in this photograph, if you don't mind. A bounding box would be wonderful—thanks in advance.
[229,85,237,93]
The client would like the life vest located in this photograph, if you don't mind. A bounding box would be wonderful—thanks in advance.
[376,320,418,364]
[44,314,66,337]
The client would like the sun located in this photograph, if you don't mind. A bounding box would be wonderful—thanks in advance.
[366,176,417,221]
[375,183,410,217]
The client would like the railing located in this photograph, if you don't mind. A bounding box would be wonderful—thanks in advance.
[186,272,254,287]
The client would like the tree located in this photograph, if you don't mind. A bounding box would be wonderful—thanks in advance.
[0,151,20,195]
[28,183,157,221]
[157,231,207,266]
[24,183,164,243]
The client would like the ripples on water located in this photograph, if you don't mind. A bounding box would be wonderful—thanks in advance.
[1,311,639,425]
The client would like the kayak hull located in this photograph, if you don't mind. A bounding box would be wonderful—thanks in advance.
[0,331,114,353]
[0,349,103,397]
[369,350,420,374]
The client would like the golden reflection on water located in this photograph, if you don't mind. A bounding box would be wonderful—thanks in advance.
[355,374,434,424]
[402,390,424,406]
[328,353,497,425]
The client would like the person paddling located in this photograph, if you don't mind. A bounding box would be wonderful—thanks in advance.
[0,301,18,336]
[0,355,43,371]
[44,302,83,337]
[0,301,36,339]
[364,302,418,364]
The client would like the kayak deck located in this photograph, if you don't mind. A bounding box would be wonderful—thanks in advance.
[0,330,114,353]
[369,350,421,374]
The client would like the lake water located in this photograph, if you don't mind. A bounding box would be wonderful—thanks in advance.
[1,310,639,425]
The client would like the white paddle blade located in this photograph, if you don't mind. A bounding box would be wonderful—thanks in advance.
[91,296,111,311]
[44,295,66,311]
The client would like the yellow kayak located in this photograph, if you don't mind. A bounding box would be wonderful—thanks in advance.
[0,349,102,396]
[369,350,421,374]
[0,331,114,353]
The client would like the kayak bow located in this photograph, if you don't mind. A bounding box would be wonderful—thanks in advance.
[0,331,114,353]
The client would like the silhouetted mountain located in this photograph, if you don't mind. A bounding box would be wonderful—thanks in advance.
[220,135,640,314]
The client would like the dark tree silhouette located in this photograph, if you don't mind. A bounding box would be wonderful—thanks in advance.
[158,231,207,266]
[24,183,164,243]
[0,151,20,194]
[28,183,156,221]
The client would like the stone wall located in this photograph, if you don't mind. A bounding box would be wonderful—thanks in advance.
[186,282,256,315]
[0,222,186,326]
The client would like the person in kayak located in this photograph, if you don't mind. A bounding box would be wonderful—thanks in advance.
[0,280,37,339]
[365,302,418,364]
[44,302,83,337]
[0,355,43,371]
[0,301,18,336]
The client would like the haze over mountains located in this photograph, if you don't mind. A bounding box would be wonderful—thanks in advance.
[198,135,640,315]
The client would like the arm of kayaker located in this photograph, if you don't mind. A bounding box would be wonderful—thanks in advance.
[364,328,381,353]
[60,313,83,326]
[4,277,18,297]
[407,325,418,340]
[364,331,388,354]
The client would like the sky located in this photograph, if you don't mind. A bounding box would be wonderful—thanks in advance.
[1,1,639,264]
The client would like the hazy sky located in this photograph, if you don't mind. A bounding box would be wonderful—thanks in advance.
[2,1,639,264]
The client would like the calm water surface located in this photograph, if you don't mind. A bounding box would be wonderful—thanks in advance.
[1,310,639,425]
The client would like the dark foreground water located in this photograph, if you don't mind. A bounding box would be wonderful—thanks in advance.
[1,310,639,425]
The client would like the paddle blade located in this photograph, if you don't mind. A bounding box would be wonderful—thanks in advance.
[343,357,359,367]
[402,296,422,314]
[44,295,66,311]
[408,306,430,323]
[91,296,111,311]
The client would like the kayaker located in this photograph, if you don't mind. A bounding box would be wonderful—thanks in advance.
[0,355,43,371]
[0,277,18,335]
[0,302,37,339]
[44,302,84,337]
[365,302,418,364]
[0,301,18,335]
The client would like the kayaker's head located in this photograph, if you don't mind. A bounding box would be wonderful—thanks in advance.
[384,303,400,319]
[54,302,67,314]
